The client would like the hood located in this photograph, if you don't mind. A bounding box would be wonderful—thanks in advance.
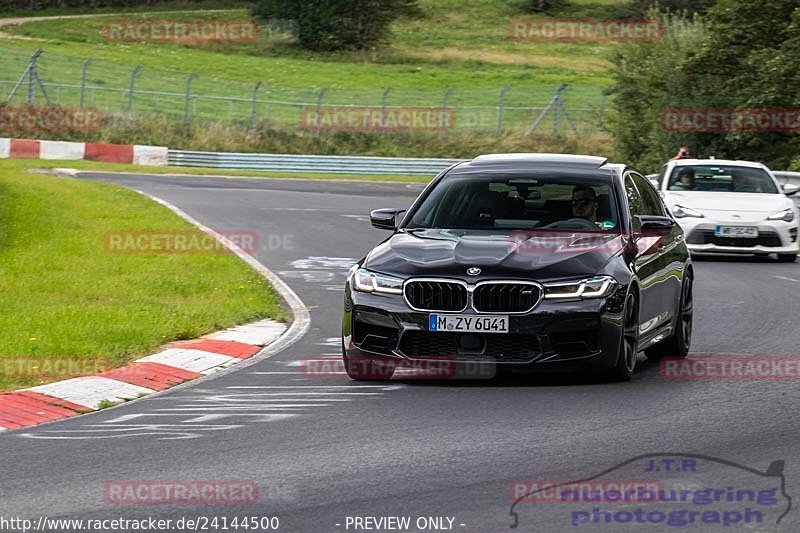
[364,229,623,282]
[664,191,792,216]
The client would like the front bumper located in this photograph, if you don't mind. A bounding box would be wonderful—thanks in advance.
[678,217,799,255]
[342,281,628,371]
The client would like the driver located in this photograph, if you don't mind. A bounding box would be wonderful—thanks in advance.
[731,171,753,192]
[672,167,696,191]
[571,186,599,223]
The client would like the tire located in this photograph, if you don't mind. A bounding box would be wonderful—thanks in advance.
[645,275,693,361]
[609,291,639,382]
[342,344,396,381]
[777,253,797,263]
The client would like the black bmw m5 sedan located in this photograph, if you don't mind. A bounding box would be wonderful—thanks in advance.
[342,154,693,381]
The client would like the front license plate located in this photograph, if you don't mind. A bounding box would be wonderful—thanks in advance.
[715,225,758,238]
[429,314,509,333]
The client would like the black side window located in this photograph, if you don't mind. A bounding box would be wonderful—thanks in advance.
[631,172,665,216]
[624,175,644,230]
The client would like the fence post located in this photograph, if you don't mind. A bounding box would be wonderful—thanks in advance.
[441,88,453,139]
[315,87,328,136]
[127,65,142,113]
[381,87,392,136]
[497,85,510,136]
[80,58,92,109]
[6,49,50,106]
[250,81,263,131]
[184,73,198,124]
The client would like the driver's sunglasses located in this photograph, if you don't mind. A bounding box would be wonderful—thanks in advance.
[571,199,595,207]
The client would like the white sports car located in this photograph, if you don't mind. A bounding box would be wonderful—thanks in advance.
[655,159,800,262]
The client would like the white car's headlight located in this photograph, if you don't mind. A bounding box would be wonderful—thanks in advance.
[672,205,704,218]
[767,208,795,222]
[543,275,616,300]
[352,268,404,294]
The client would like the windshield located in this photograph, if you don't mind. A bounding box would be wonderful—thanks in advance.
[667,165,778,194]
[405,176,620,232]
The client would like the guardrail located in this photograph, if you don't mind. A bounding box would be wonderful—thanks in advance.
[167,150,465,175]
[774,171,800,186]
[167,150,800,180]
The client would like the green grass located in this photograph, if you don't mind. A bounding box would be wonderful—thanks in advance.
[0,0,629,133]
[0,158,286,391]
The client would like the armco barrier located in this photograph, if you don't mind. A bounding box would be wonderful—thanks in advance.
[773,171,800,186]
[167,150,465,175]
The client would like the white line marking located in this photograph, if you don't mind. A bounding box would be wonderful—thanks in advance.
[775,275,800,283]
[157,406,328,410]
[225,385,404,389]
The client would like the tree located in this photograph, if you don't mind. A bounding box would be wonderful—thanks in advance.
[678,0,800,168]
[252,0,419,51]
[609,0,800,171]
[630,0,718,17]
[608,13,706,171]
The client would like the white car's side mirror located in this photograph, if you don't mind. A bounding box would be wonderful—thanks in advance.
[783,183,799,196]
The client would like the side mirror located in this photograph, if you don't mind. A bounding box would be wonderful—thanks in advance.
[637,215,676,233]
[782,183,798,196]
[370,208,405,231]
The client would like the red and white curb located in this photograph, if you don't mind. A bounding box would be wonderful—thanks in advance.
[0,137,167,165]
[0,189,310,432]
[0,320,287,430]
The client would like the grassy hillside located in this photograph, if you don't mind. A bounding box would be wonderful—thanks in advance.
[0,0,630,153]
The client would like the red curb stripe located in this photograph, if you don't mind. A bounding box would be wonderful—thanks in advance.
[0,394,78,418]
[171,339,261,359]
[10,139,40,159]
[85,142,133,163]
[0,403,52,425]
[101,362,201,391]
[16,391,90,413]
[0,416,25,429]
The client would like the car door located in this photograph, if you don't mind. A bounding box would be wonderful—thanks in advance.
[624,172,672,336]
[631,171,685,328]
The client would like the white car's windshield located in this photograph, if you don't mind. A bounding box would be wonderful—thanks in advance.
[667,165,779,194]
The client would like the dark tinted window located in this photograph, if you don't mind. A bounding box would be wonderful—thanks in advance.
[631,172,665,216]
[406,175,621,231]
[624,175,643,230]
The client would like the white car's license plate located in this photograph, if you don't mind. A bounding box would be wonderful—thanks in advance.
[429,314,509,333]
[715,226,758,238]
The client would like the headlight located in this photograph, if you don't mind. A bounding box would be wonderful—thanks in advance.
[352,268,403,294]
[767,208,795,222]
[543,275,616,300]
[672,205,704,218]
